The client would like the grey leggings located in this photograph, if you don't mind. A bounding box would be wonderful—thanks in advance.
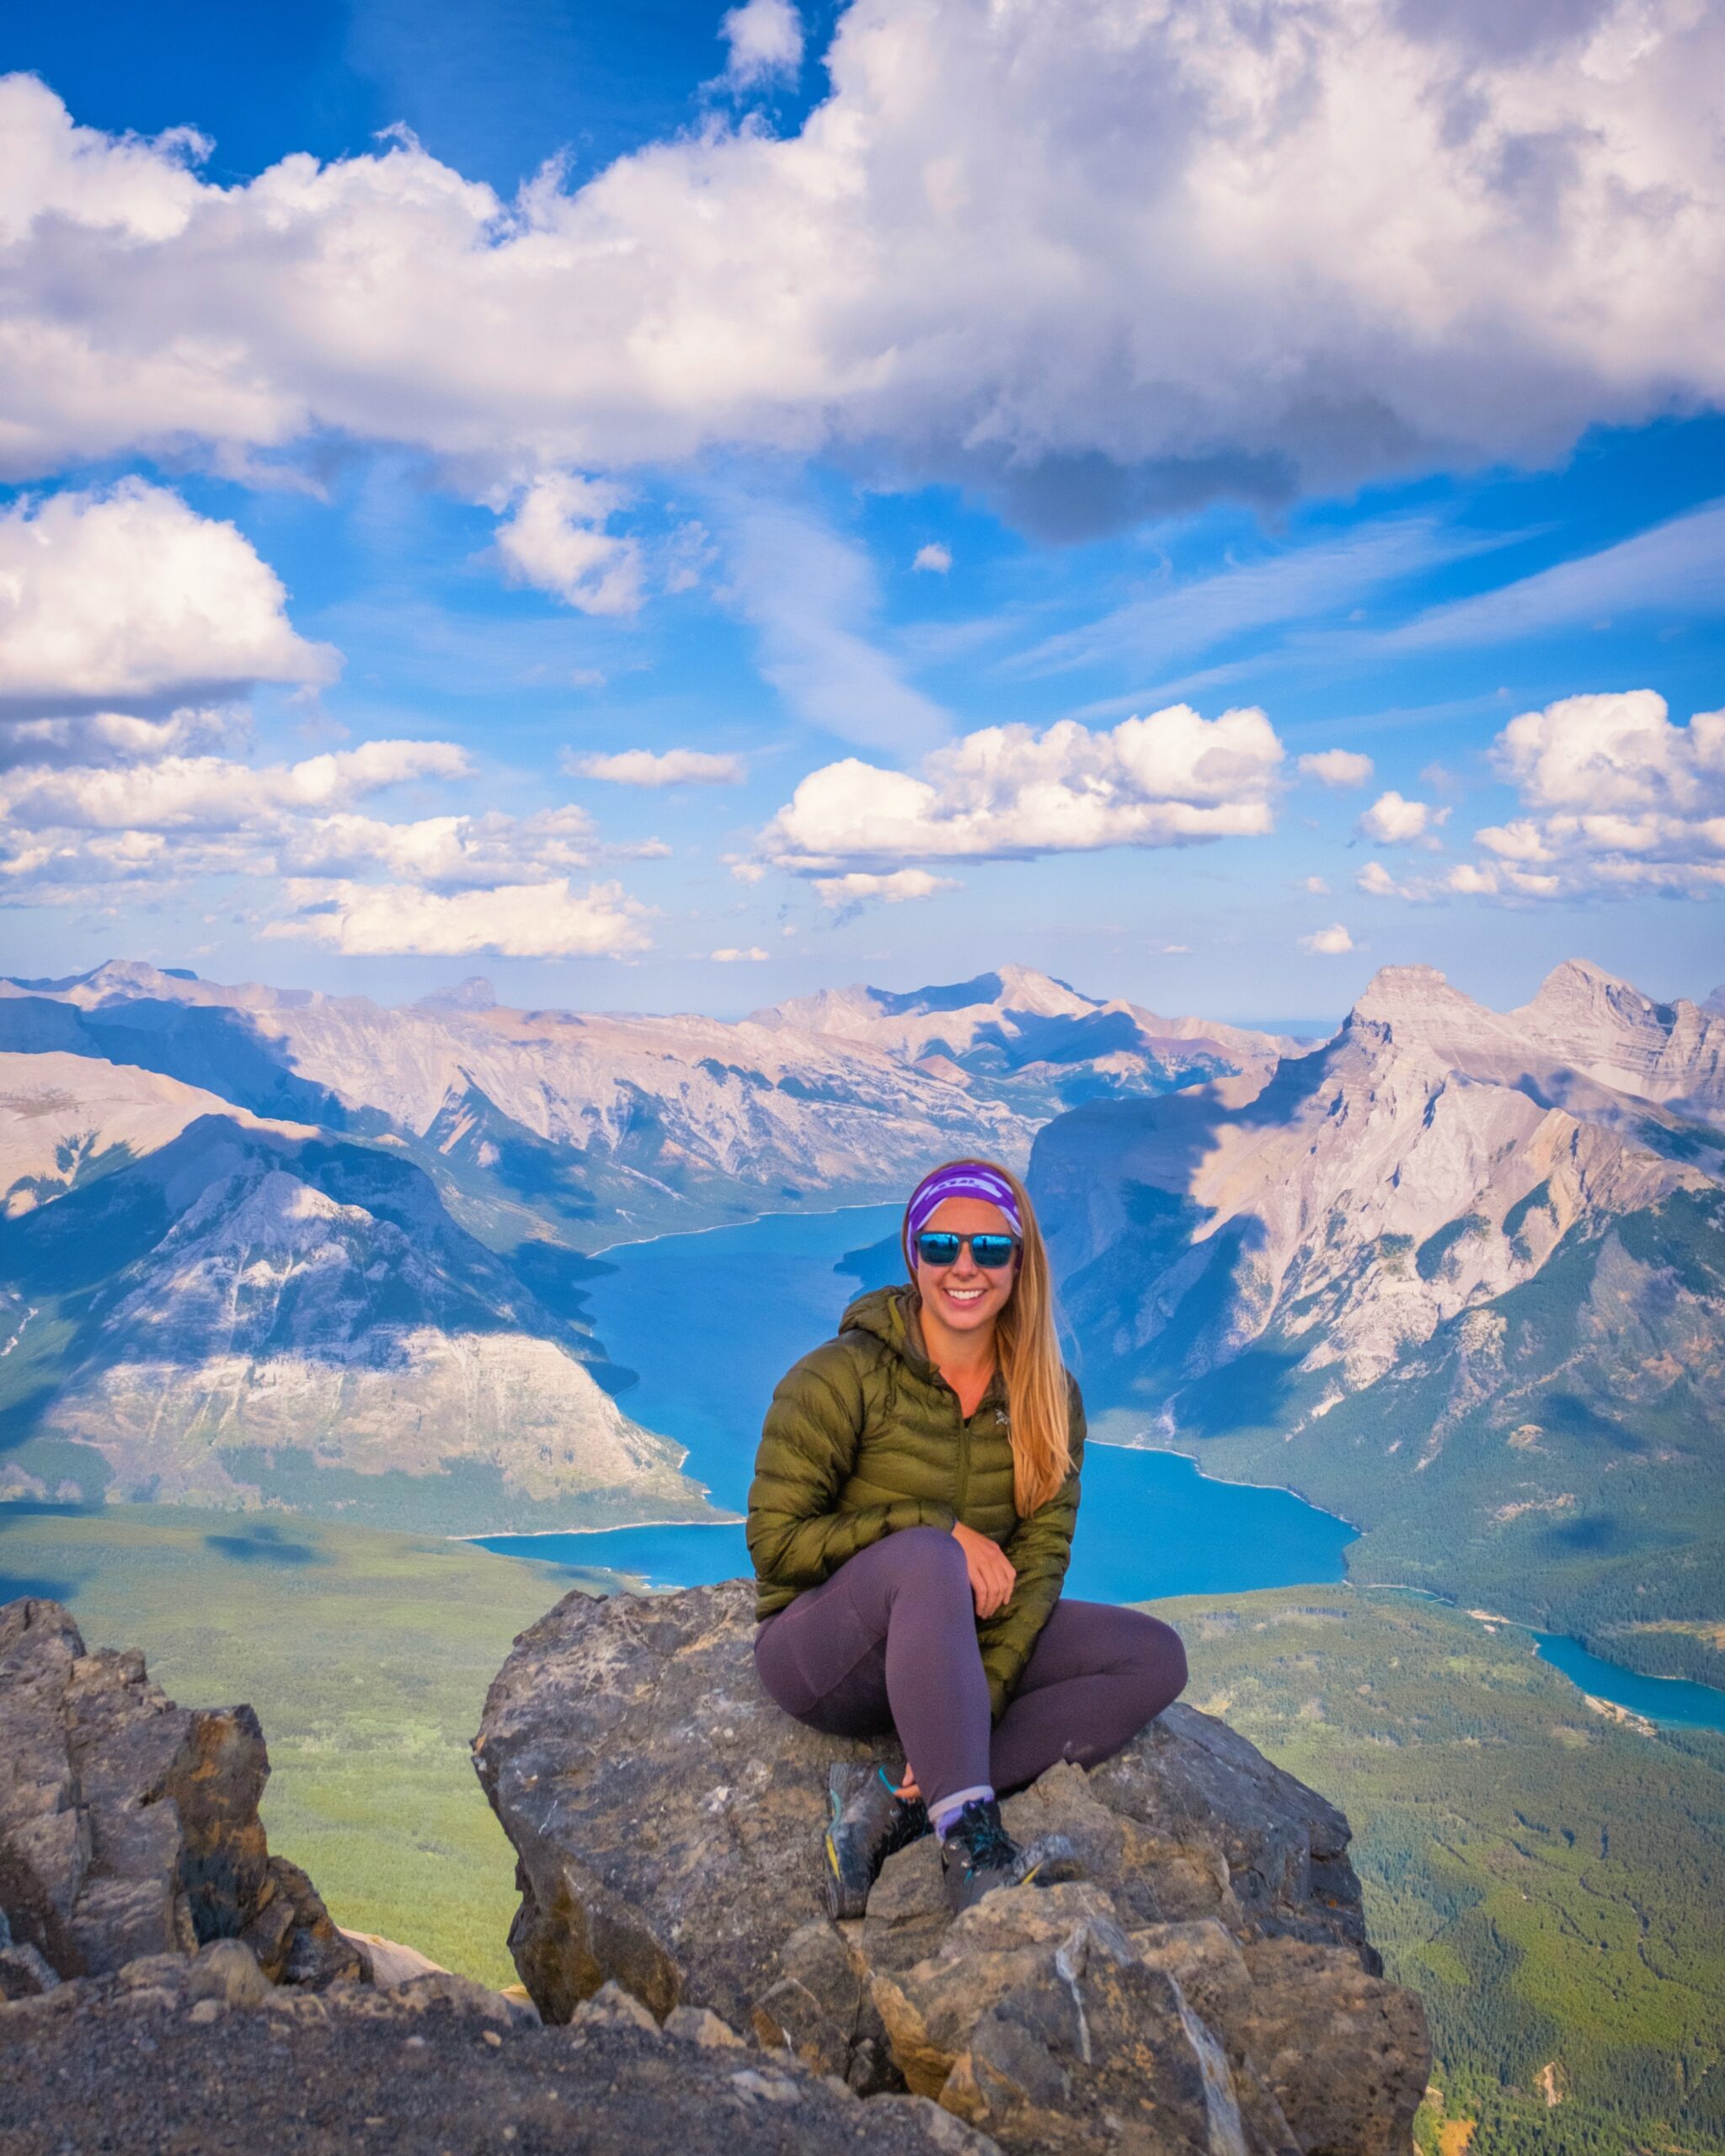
[753,1525,1188,1815]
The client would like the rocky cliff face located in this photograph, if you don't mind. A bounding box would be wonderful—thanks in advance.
[0,1593,984,2156]
[0,1597,357,1992]
[1036,963,1721,1407]
[1030,961,1725,1682]
[475,1579,1429,2156]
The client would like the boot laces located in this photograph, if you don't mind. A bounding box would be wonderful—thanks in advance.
[953,1800,1016,1872]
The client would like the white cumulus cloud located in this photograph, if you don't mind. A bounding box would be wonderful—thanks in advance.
[1359,790,1449,845]
[565,747,745,786]
[708,944,771,961]
[761,704,1284,872]
[1352,689,1725,901]
[0,740,467,835]
[267,878,649,958]
[811,868,962,910]
[912,543,953,575]
[1299,750,1374,790]
[720,0,804,88]
[4,0,1723,518]
[494,474,643,616]
[0,480,336,716]
[1471,690,1725,896]
[1300,923,1356,953]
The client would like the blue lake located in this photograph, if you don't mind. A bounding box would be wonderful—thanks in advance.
[478,1204,1358,1602]
[473,1204,1725,1735]
[1530,1631,1725,1731]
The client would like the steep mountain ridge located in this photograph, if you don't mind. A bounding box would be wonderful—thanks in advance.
[0,1097,707,1529]
[1510,958,1725,1124]
[0,963,1032,1245]
[0,1050,312,1218]
[754,964,1288,1114]
[1032,962,1725,1688]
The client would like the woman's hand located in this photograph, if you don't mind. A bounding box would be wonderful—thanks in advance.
[952,1520,1016,1618]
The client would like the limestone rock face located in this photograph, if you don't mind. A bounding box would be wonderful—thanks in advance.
[475,1579,1428,2155]
[0,1598,360,1988]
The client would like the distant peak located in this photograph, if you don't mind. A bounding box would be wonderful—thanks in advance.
[873,966,1100,1021]
[417,976,498,1012]
[1529,958,1637,1001]
[1349,963,1452,1016]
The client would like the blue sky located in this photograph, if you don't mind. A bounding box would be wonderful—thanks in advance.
[1,0,1722,1026]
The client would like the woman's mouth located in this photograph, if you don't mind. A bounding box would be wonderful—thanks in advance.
[941,1283,988,1306]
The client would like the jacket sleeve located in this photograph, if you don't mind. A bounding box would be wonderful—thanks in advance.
[974,1377,1085,1720]
[746,1339,958,1593]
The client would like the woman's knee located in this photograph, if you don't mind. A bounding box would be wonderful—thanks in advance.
[885,1524,969,1586]
[1126,1610,1188,1717]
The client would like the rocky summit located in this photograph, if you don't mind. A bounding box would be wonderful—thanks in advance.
[475,1578,1429,2156]
[0,1593,990,2156]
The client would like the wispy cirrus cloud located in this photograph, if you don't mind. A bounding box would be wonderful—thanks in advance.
[1007,519,1485,682]
[724,500,952,752]
[1379,502,1725,652]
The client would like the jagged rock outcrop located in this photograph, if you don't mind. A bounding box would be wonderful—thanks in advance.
[475,1580,1428,2155]
[0,1598,359,1990]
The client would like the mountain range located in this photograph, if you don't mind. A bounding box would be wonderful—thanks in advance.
[1031,959,1725,1689]
[3,945,1722,1694]
[754,963,1289,1115]
[0,957,1267,1529]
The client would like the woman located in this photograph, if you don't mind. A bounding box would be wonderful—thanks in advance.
[747,1158,1188,1919]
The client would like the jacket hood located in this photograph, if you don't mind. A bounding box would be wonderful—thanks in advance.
[839,1283,923,1364]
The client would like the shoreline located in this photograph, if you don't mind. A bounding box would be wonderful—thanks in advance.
[451,1511,745,1545]
[585,1195,902,1259]
[1365,1582,1725,1728]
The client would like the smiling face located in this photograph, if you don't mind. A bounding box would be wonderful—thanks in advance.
[913,1194,1020,1339]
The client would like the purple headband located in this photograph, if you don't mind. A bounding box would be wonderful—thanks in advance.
[904,1163,1023,1273]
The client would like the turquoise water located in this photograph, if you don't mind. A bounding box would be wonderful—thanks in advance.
[1530,1630,1725,1731]
[475,1205,1725,1734]
[478,1204,1358,1600]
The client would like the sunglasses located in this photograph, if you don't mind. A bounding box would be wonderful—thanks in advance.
[913,1230,1022,1271]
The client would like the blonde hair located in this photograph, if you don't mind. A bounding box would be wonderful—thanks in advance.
[903,1158,1071,1515]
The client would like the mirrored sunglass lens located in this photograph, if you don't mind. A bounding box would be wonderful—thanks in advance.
[916,1234,963,1265]
[969,1236,1017,1267]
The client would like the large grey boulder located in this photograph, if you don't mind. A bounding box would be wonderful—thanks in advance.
[0,1598,360,1989]
[475,1579,1429,2155]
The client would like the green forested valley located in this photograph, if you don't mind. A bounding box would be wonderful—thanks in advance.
[1169,1583,1725,2156]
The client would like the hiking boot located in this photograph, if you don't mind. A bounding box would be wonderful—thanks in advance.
[824,1763,930,1919]
[938,1797,1079,1916]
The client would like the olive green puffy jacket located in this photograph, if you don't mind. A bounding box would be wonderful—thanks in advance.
[746,1284,1085,1720]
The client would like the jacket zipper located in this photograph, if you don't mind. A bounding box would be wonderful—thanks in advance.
[953,1393,972,1526]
